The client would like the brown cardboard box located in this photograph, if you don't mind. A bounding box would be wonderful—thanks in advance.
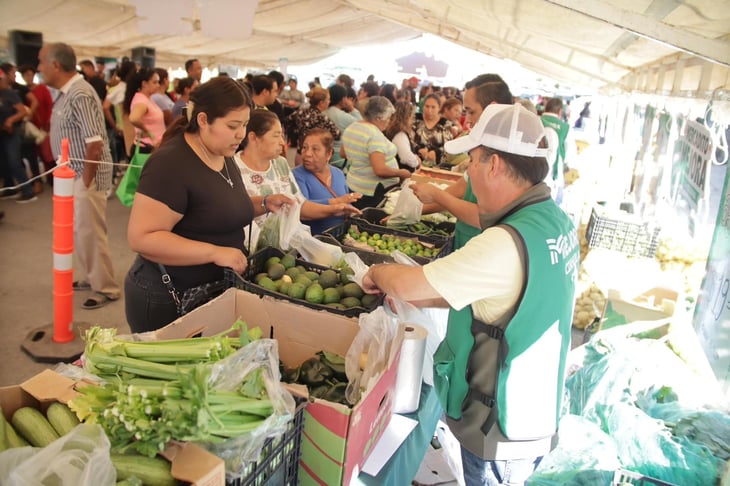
[411,167,461,186]
[0,369,225,486]
[156,288,404,486]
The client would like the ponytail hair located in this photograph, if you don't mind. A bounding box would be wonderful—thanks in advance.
[160,77,252,146]
[123,66,156,115]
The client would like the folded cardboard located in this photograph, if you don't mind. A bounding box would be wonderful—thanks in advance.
[412,167,461,186]
[157,288,404,486]
[601,286,679,330]
[0,369,225,486]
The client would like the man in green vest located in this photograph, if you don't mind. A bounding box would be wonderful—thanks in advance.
[541,97,570,204]
[363,103,579,486]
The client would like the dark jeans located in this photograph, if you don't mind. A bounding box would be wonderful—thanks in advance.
[461,446,542,486]
[0,130,33,197]
[124,255,179,333]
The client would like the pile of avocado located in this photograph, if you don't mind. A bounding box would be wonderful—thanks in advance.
[253,253,379,310]
[344,226,441,258]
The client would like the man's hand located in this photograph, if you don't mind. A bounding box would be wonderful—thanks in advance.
[411,182,441,204]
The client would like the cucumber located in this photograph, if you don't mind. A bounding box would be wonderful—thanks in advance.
[46,402,80,436]
[5,420,30,448]
[0,407,7,451]
[11,406,60,447]
[111,453,180,486]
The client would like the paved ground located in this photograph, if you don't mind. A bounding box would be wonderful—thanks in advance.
[0,187,135,387]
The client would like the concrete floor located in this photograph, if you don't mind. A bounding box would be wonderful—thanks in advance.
[0,187,134,387]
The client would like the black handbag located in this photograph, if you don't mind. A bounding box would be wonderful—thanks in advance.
[158,265,243,316]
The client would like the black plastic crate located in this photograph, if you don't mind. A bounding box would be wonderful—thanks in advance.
[585,207,660,258]
[323,220,452,265]
[228,400,306,486]
[314,234,396,265]
[355,207,456,238]
[612,469,676,486]
[242,247,383,318]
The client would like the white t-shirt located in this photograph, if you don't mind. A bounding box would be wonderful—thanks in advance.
[423,227,523,322]
[392,131,420,168]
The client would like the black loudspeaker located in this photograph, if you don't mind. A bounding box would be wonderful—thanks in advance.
[8,30,43,69]
[131,46,155,69]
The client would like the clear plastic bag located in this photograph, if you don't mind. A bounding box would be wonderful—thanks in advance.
[342,252,370,286]
[204,339,296,480]
[345,306,398,404]
[0,423,115,486]
[290,231,343,267]
[389,180,423,225]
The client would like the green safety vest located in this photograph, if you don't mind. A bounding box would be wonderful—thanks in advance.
[453,178,481,249]
[433,197,578,457]
[541,114,569,180]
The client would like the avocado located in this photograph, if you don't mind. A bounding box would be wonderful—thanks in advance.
[319,270,339,289]
[280,253,297,269]
[294,275,312,288]
[361,293,379,308]
[340,296,361,308]
[285,267,301,279]
[254,272,269,284]
[279,281,292,295]
[340,266,354,285]
[305,283,324,304]
[267,262,286,280]
[342,282,364,299]
[304,270,320,281]
[259,277,277,292]
[264,256,281,271]
[287,282,306,299]
[323,287,340,304]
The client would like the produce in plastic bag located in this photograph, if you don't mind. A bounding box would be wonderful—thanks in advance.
[0,423,115,486]
[345,307,397,404]
[388,180,422,225]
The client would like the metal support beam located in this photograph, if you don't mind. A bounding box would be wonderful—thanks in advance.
[544,0,730,67]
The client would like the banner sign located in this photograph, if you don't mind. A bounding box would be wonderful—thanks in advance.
[692,165,730,400]
[674,120,714,208]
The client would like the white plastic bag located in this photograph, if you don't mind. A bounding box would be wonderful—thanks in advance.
[389,180,423,225]
[0,424,115,486]
[342,252,370,287]
[290,232,343,267]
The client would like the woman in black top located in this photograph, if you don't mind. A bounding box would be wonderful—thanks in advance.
[124,77,290,332]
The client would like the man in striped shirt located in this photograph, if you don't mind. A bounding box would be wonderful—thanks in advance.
[38,43,120,309]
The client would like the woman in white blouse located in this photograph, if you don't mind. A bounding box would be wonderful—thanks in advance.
[384,101,421,172]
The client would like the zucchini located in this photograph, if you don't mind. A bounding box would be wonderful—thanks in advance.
[11,406,60,447]
[46,402,80,436]
[111,453,180,486]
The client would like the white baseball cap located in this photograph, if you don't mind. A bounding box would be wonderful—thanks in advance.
[445,103,548,158]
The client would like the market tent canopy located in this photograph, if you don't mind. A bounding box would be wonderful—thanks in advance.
[1,0,728,95]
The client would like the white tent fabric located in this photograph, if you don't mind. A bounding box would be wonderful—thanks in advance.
[0,0,728,95]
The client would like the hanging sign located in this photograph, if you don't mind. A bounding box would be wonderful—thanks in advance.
[692,165,730,400]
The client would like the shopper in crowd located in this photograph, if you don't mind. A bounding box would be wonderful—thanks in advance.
[0,67,36,203]
[384,100,421,171]
[103,60,136,170]
[363,103,578,486]
[171,77,198,121]
[151,68,174,126]
[441,97,464,137]
[124,67,165,152]
[293,128,362,234]
[279,76,305,116]
[356,80,379,117]
[234,110,358,231]
[39,42,119,308]
[412,93,454,166]
[20,64,55,189]
[125,78,285,332]
[341,96,411,209]
[250,75,278,111]
[285,87,340,155]
[541,97,571,204]
[324,84,358,170]
[185,58,203,83]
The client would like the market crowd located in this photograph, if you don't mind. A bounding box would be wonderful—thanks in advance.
[1,42,580,486]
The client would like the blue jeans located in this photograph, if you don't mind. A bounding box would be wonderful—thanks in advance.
[461,446,542,486]
[0,130,33,197]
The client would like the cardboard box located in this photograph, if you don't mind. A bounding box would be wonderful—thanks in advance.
[600,286,679,330]
[0,369,225,486]
[156,288,404,486]
[412,167,462,186]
